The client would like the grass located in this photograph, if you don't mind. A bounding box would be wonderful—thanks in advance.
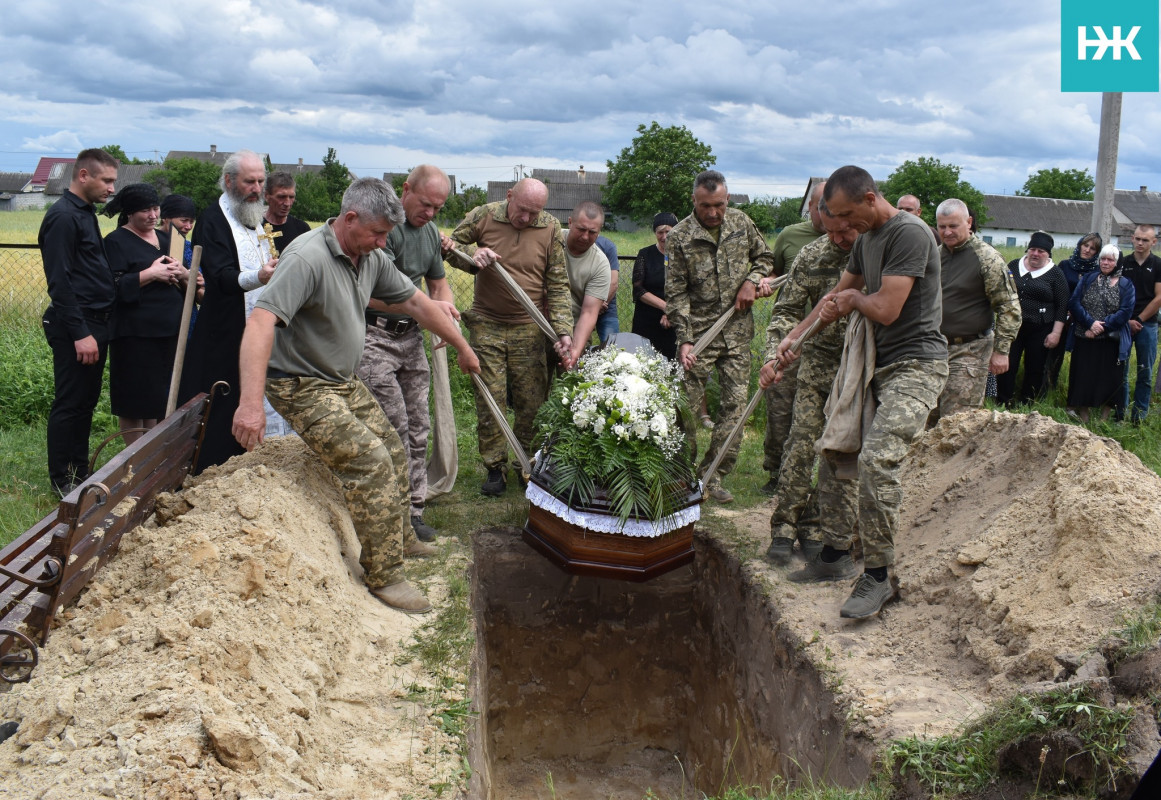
[888,685,1137,798]
[1110,602,1161,660]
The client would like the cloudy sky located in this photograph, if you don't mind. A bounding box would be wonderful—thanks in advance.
[1,0,1158,199]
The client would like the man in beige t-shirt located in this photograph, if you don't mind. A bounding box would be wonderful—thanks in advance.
[562,201,611,368]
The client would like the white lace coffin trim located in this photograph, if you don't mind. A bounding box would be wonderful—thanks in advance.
[525,481,701,538]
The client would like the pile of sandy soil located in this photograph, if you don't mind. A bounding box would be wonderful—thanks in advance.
[0,437,463,800]
[729,409,1161,742]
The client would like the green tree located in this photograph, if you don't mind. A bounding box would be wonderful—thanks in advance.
[604,122,715,224]
[143,158,223,215]
[321,147,352,203]
[291,172,336,222]
[100,144,155,165]
[438,184,487,227]
[880,157,988,227]
[1016,167,1095,200]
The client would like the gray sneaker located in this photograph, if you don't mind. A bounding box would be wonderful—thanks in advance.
[788,552,857,583]
[765,537,794,565]
[799,538,824,561]
[840,573,896,619]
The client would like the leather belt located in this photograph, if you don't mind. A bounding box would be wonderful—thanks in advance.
[369,316,418,336]
[82,308,114,322]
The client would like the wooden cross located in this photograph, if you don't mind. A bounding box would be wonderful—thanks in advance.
[258,223,283,259]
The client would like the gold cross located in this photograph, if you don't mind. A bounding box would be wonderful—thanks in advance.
[258,223,283,258]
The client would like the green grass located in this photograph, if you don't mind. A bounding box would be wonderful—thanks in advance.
[1111,602,1161,660]
[888,685,1136,798]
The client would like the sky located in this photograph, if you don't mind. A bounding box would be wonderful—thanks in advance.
[1,0,1158,200]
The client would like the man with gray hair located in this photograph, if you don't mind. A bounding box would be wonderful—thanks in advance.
[232,178,480,614]
[179,149,279,471]
[933,198,1020,421]
[667,170,774,503]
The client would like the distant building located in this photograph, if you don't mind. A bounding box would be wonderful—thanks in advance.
[979,189,1161,250]
[0,172,37,211]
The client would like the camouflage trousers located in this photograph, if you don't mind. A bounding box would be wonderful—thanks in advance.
[464,311,548,470]
[817,358,947,568]
[355,324,430,516]
[683,336,751,480]
[266,376,415,588]
[936,334,992,421]
[762,356,799,476]
[769,380,853,544]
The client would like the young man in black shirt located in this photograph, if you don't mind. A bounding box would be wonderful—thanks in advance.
[38,147,120,494]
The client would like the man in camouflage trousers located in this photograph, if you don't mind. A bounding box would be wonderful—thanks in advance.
[667,170,774,503]
[356,166,456,542]
[759,180,826,495]
[759,205,858,566]
[932,198,1020,421]
[448,178,573,496]
[776,166,947,620]
[232,178,480,615]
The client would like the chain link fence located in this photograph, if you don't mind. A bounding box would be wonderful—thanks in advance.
[0,245,48,321]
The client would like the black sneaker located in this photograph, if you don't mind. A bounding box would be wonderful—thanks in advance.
[840,572,897,619]
[411,515,438,542]
[788,552,857,583]
[799,538,824,561]
[481,468,506,497]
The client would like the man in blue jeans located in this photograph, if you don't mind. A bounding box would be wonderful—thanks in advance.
[1118,225,1161,423]
[595,235,619,343]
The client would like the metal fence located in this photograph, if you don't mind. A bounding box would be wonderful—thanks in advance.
[0,245,48,320]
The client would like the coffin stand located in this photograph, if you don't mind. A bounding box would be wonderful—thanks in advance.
[522,467,702,582]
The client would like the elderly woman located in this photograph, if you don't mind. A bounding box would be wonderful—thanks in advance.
[631,212,679,360]
[1067,244,1135,422]
[997,231,1070,406]
[103,184,189,443]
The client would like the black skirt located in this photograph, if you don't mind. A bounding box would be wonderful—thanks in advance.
[109,335,179,419]
[1067,335,1123,408]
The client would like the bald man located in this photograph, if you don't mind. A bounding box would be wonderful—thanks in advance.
[896,195,922,217]
[449,178,573,496]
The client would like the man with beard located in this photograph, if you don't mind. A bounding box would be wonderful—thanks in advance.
[179,150,279,471]
[263,171,311,252]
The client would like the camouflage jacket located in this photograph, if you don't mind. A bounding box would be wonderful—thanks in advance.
[665,207,774,348]
[939,234,1021,356]
[448,201,572,337]
[763,236,851,389]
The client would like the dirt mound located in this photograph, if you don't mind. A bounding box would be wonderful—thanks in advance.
[731,409,1161,741]
[0,437,460,800]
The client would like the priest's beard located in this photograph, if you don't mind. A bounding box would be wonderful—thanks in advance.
[226,187,268,229]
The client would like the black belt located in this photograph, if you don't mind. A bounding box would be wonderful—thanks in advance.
[947,330,991,345]
[368,316,418,336]
[82,308,114,322]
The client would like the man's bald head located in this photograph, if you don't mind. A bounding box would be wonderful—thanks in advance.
[506,178,549,230]
[406,164,451,194]
[896,194,922,217]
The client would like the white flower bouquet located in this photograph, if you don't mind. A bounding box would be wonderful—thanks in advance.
[531,345,698,526]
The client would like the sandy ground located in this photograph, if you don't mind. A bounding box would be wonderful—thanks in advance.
[719,409,1161,742]
[1,410,1159,798]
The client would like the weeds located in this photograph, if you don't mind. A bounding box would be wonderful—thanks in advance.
[1110,600,1161,659]
[889,685,1136,797]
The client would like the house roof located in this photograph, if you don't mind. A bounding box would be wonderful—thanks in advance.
[30,158,74,188]
[980,193,1146,237]
[45,163,159,197]
[0,172,33,193]
[165,147,270,167]
[271,159,324,175]
[531,167,608,185]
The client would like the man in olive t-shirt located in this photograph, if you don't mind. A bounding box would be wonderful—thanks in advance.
[774,166,948,620]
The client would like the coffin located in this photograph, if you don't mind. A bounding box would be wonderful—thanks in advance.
[522,462,702,582]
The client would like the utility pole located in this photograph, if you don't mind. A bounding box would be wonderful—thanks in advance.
[1091,92,1122,244]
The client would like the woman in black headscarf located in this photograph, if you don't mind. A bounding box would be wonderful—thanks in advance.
[1067,244,1134,422]
[103,184,189,443]
[1047,232,1102,388]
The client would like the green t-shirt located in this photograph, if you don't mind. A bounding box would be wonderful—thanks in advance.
[371,220,447,324]
[564,244,611,323]
[257,221,417,382]
[847,211,946,366]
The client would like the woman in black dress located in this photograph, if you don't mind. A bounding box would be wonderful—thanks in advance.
[631,212,679,359]
[1067,244,1135,422]
[103,184,189,443]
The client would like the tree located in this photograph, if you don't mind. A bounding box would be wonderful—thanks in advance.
[1016,167,1095,201]
[879,157,988,227]
[291,172,336,222]
[143,158,222,215]
[604,122,715,224]
[438,184,487,227]
[321,147,352,202]
[101,144,155,165]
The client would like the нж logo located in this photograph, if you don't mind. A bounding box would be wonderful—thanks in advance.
[1077,25,1142,61]
[1062,0,1159,91]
